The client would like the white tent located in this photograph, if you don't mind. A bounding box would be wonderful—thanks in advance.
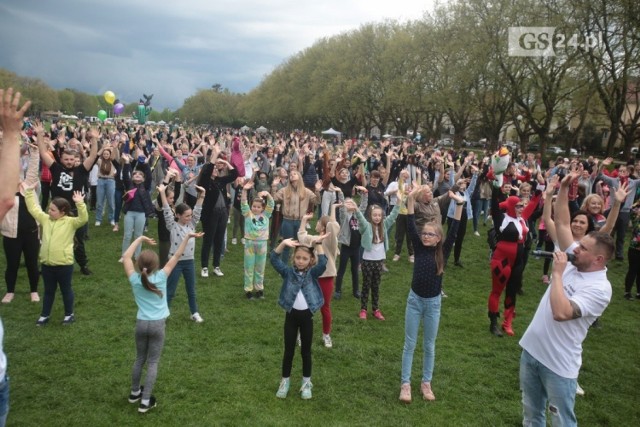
[321,128,341,136]
[240,125,251,132]
[256,126,268,133]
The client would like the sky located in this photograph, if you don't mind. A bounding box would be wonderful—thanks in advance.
[0,0,436,111]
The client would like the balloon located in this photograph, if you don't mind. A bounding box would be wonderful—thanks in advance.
[104,90,116,105]
[97,110,107,121]
[113,103,124,115]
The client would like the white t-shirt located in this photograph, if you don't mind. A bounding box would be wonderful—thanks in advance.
[520,245,611,378]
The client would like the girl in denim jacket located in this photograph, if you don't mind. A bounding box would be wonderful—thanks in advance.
[270,237,328,400]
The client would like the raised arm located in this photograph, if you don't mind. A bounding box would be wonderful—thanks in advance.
[122,235,157,277]
[0,88,31,220]
[600,182,629,234]
[162,232,204,275]
[83,128,99,171]
[555,172,578,251]
[542,176,559,244]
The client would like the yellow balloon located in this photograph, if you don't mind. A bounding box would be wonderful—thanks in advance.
[104,90,116,105]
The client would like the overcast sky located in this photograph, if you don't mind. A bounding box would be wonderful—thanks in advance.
[0,0,435,110]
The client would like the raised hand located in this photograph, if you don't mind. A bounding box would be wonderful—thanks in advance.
[614,182,630,204]
[0,88,31,134]
[72,191,84,204]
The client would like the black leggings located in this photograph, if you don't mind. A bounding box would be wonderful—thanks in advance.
[624,248,640,294]
[282,308,313,378]
[201,207,228,269]
[448,210,468,263]
[3,229,40,293]
[335,244,360,295]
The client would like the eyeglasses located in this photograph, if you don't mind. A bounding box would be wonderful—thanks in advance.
[420,232,438,238]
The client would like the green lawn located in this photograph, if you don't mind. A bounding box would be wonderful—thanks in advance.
[1,215,639,426]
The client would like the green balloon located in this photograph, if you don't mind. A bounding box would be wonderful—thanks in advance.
[97,110,107,121]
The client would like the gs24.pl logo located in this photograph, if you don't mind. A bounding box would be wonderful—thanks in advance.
[508,27,602,57]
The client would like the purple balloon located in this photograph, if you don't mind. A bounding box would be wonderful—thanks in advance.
[113,103,125,115]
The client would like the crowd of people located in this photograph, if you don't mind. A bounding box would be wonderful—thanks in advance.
[1,86,639,423]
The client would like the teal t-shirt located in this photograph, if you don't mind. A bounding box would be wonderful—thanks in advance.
[129,270,169,320]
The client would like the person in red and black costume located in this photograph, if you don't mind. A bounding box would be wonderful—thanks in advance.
[488,185,541,337]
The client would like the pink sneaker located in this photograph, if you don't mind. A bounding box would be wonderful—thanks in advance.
[359,309,367,319]
[373,309,385,321]
[542,275,550,285]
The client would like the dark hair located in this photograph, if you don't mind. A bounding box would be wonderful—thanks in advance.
[136,250,162,298]
[175,203,191,216]
[50,197,72,216]
[571,209,595,234]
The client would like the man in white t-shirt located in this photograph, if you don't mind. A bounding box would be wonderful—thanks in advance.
[519,231,613,426]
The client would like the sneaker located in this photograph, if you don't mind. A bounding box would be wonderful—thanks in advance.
[399,383,412,403]
[323,334,333,348]
[255,290,264,299]
[1,293,14,304]
[454,260,463,268]
[421,381,436,401]
[441,290,448,298]
[128,386,144,403]
[359,309,367,319]
[112,224,119,232]
[474,231,480,236]
[333,291,342,300]
[392,254,400,262]
[300,380,313,399]
[201,267,209,278]
[408,255,415,263]
[636,293,640,300]
[30,292,40,302]
[246,291,254,300]
[80,266,92,276]
[624,292,634,301]
[36,316,49,326]
[231,238,237,245]
[110,221,116,226]
[373,309,385,321]
[353,291,361,299]
[62,314,75,325]
[138,396,157,413]
[241,238,245,244]
[381,264,389,273]
[276,378,290,399]
[191,312,204,323]
[576,383,585,396]
[542,275,550,285]
[95,221,101,226]
[213,267,224,277]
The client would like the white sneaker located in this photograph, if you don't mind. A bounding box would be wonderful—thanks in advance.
[191,312,204,323]
[393,254,400,262]
[231,238,237,245]
[241,238,245,244]
[213,267,224,277]
[323,334,333,348]
[441,290,448,298]
[576,383,585,396]
[95,221,101,226]
[201,267,209,278]
[408,255,415,263]
[474,231,480,237]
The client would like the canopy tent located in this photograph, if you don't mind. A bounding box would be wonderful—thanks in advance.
[240,125,251,132]
[321,128,341,136]
[256,126,268,133]
[382,134,394,139]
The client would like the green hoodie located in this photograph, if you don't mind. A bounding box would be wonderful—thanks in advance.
[24,190,88,266]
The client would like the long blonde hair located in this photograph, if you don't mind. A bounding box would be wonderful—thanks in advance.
[284,170,307,201]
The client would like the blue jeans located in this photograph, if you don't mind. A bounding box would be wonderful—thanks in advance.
[114,188,124,224]
[95,178,115,224]
[166,259,198,315]
[40,264,74,317]
[279,219,300,262]
[401,290,441,384]
[520,350,577,427]
[0,374,8,427]
[473,198,490,232]
[122,211,146,257]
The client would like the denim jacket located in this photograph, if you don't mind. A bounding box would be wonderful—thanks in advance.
[271,251,327,313]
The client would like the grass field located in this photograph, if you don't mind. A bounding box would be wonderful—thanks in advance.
[1,213,639,426]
